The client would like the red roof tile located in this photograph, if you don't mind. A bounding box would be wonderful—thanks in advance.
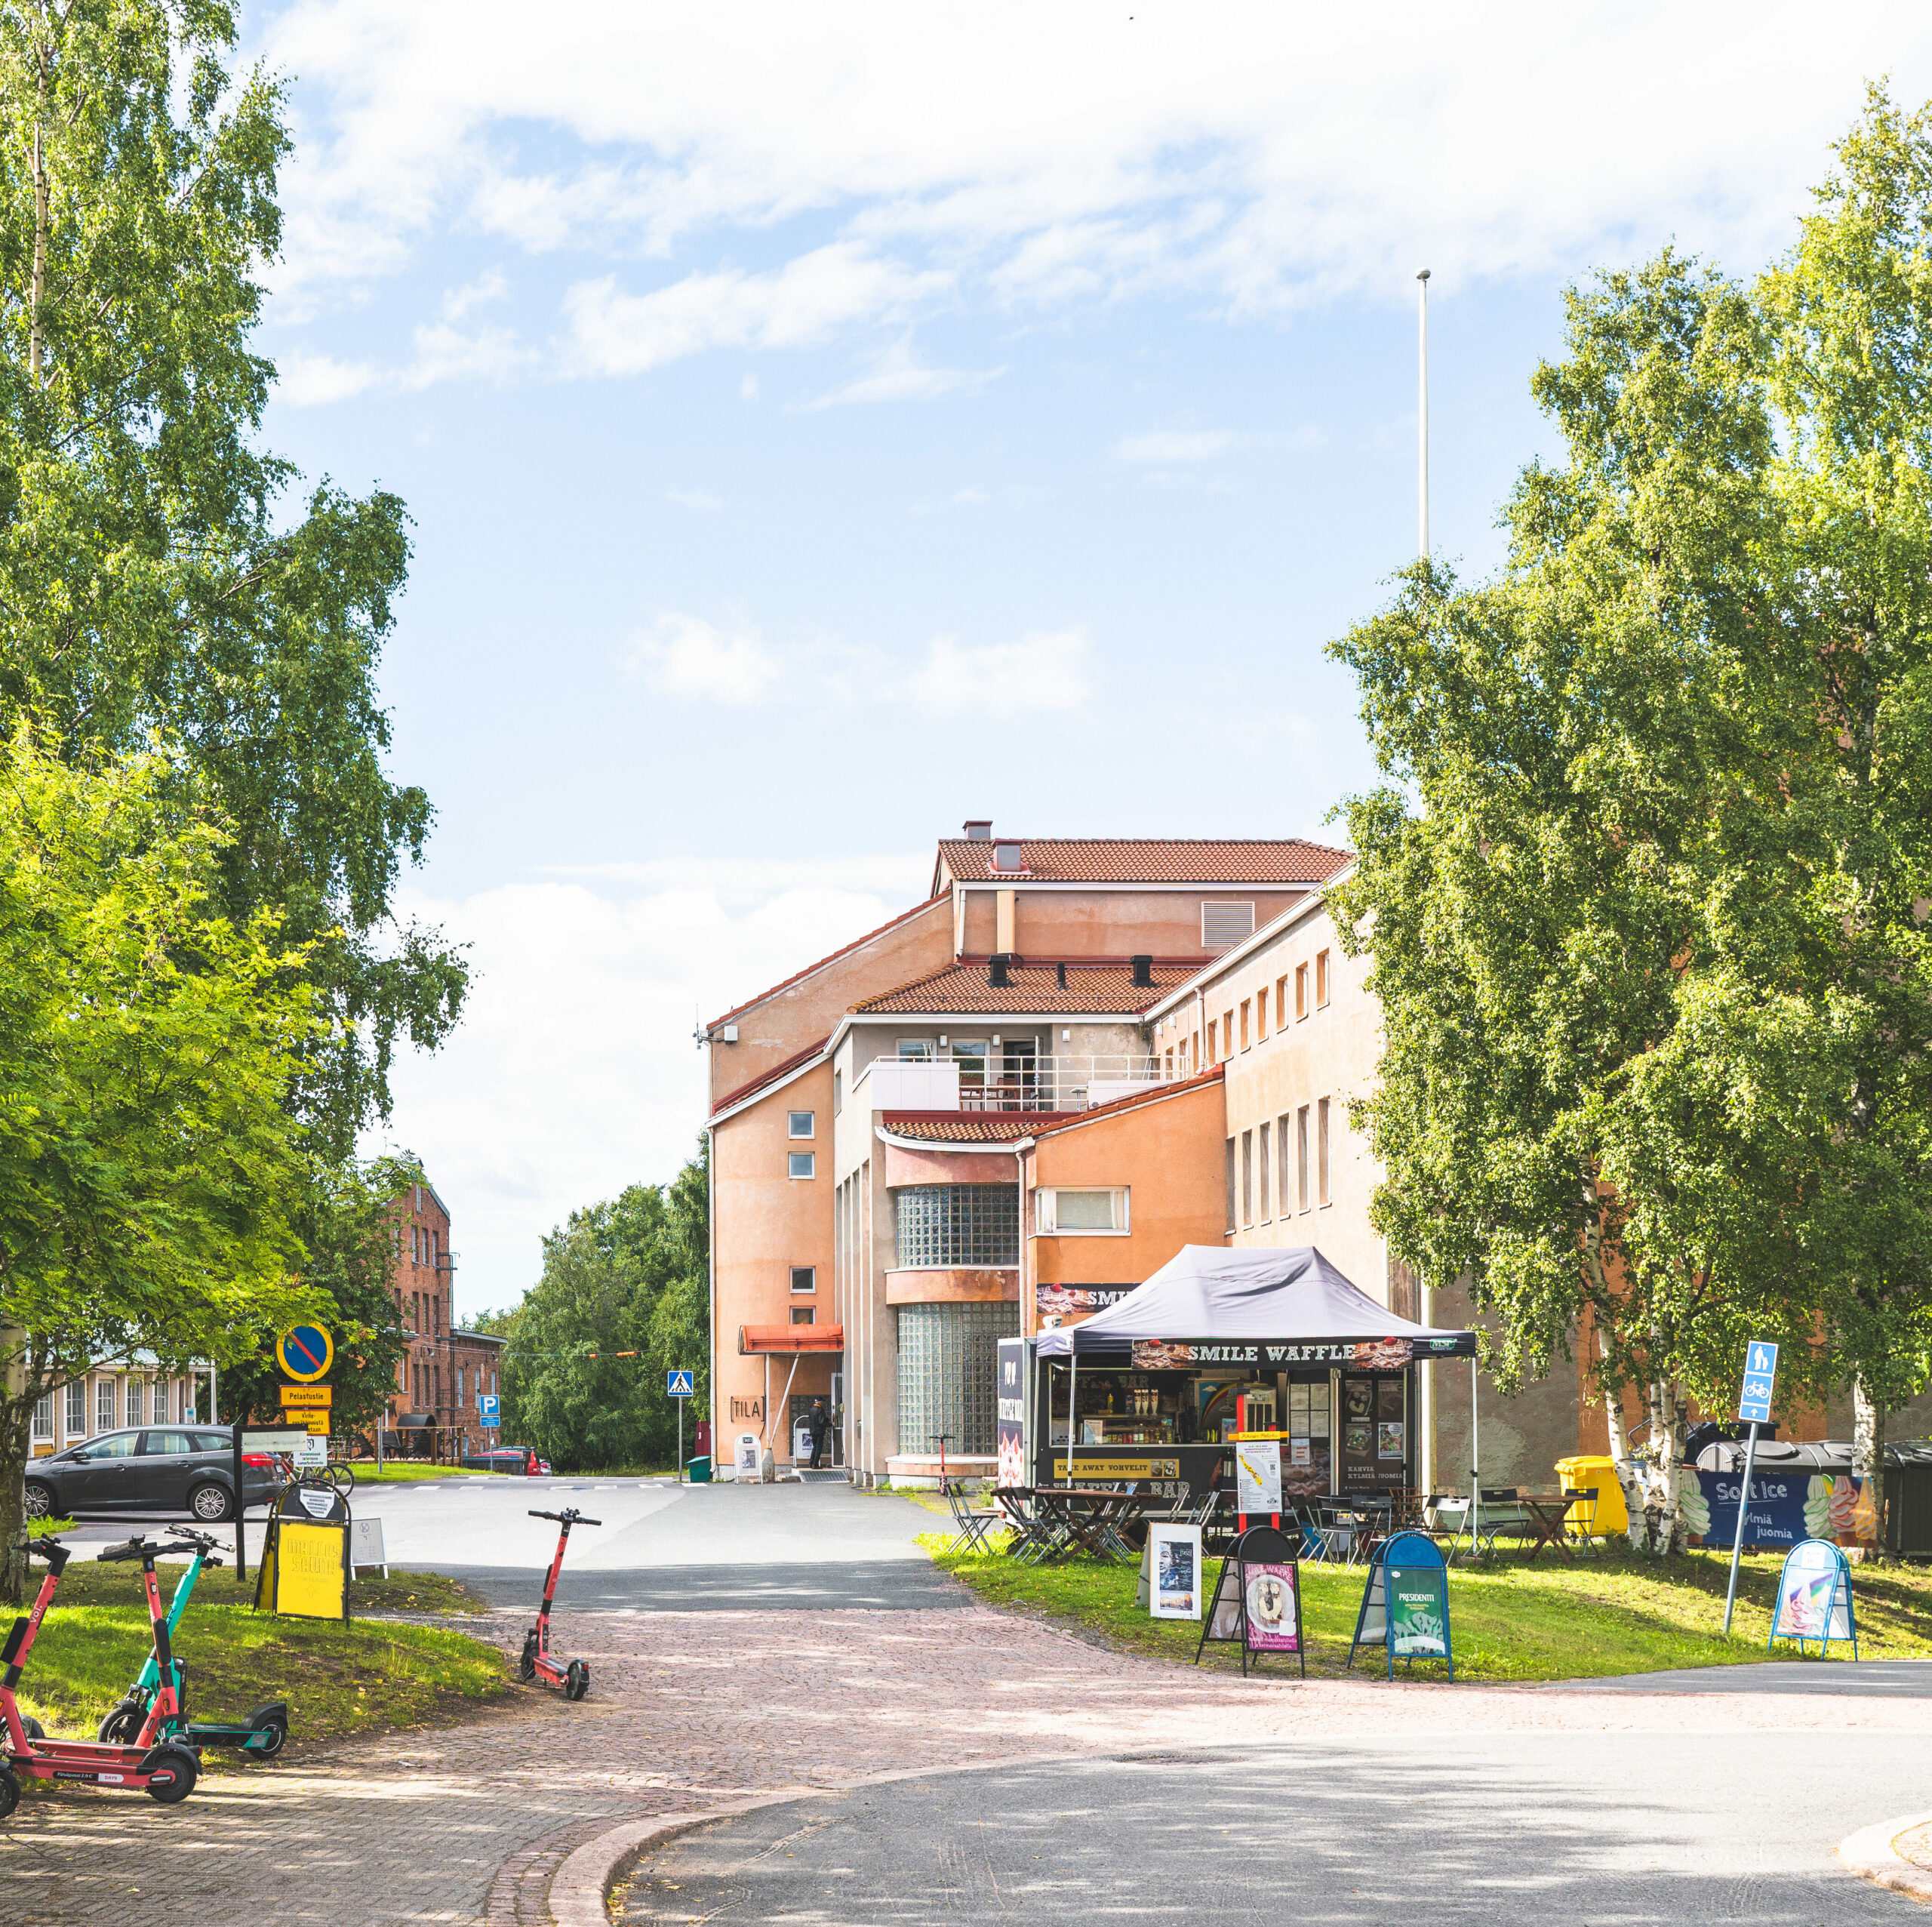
[853,962,1192,1015]
[879,1113,1066,1143]
[935,839,1352,885]
[705,894,947,1033]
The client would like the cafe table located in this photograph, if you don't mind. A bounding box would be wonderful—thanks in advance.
[1029,1485,1144,1562]
[1516,1491,1580,1563]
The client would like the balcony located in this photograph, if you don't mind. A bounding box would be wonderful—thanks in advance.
[854,1054,1177,1115]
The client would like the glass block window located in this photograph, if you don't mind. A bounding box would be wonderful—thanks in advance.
[896,1301,1020,1456]
[894,1185,1019,1268]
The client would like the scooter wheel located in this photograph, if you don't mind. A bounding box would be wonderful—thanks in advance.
[516,1632,537,1683]
[97,1704,141,1745]
[0,1763,17,1820]
[20,1717,42,1742]
[253,1719,288,1758]
[565,1661,589,1701]
[144,1745,198,1805]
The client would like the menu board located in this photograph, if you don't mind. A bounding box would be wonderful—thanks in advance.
[1284,1378,1332,1498]
[1339,1376,1386,1492]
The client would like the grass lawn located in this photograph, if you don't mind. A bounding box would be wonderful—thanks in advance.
[924,1531,1932,1681]
[10,1558,507,1754]
[344,1462,500,1482]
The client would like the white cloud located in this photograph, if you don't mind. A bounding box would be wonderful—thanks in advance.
[262,0,1932,350]
[1114,428,1241,464]
[278,347,379,405]
[801,339,1005,409]
[740,372,761,400]
[908,627,1092,716]
[560,245,950,377]
[666,488,724,510]
[626,613,783,704]
[378,867,925,1307]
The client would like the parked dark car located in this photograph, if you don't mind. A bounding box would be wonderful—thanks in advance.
[24,1427,281,1522]
[462,1446,540,1476]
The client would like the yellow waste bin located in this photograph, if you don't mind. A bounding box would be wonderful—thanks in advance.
[1555,1454,1628,1539]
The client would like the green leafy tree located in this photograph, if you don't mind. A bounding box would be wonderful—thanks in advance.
[0,731,322,1600]
[215,1153,422,1441]
[1331,88,1932,1554]
[499,1145,710,1472]
[0,0,465,1160]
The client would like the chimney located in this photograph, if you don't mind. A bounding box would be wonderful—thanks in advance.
[963,819,992,841]
[989,953,1011,988]
[1131,954,1153,988]
[1056,962,1067,989]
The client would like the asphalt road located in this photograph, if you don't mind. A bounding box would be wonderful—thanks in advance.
[619,1732,1929,1925]
[52,1475,965,1609]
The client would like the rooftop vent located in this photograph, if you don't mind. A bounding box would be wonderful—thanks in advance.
[1131,954,1154,988]
[1056,962,1067,989]
[992,841,1026,873]
[989,953,1013,988]
[963,819,992,841]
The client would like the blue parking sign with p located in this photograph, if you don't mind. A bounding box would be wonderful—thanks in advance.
[478,1393,499,1425]
[1737,1339,1779,1424]
[666,1370,695,1399]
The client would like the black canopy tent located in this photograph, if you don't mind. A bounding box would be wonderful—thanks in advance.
[1032,1245,1477,1491]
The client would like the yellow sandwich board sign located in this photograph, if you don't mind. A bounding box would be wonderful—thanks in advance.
[254,1483,351,1621]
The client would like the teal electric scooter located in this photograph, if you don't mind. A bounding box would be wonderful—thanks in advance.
[96,1527,290,1756]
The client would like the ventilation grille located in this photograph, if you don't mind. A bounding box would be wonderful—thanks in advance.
[1201,901,1256,950]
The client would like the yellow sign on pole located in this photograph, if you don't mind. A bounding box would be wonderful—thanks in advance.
[282,1414,332,1435]
[280,1384,333,1408]
[275,1325,334,1384]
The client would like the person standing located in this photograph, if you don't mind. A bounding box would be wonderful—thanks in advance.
[807,1399,830,1470]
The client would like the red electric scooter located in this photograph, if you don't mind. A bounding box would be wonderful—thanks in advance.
[518,1508,599,1701]
[0,1535,200,1816]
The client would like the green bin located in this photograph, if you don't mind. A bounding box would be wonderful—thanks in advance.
[685,1455,712,1483]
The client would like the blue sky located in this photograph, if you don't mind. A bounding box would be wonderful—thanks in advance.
[242,0,1932,1309]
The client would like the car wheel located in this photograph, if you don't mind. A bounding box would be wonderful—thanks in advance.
[143,1744,197,1804]
[187,1482,232,1523]
[22,1482,51,1522]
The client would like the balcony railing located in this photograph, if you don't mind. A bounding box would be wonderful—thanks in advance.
[857,1054,1177,1114]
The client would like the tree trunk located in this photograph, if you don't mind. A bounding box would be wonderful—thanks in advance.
[1851,1375,1885,1565]
[0,1316,29,1605]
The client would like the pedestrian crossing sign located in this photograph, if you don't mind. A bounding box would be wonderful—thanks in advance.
[666,1370,695,1398]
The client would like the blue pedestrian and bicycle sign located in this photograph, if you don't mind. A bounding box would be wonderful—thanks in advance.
[666,1370,695,1398]
[478,1394,500,1425]
[1738,1339,1779,1424]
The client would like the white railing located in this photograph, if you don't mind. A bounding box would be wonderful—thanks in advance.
[857,1054,1177,1114]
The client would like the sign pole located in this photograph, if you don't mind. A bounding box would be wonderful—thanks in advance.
[678,1395,684,1485]
[232,1408,246,1584]
[1724,1337,1780,1636]
[1722,1420,1761,1636]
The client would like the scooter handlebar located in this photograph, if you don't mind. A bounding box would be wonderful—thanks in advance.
[528,1508,602,1526]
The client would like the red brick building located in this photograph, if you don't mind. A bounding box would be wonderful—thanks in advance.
[383,1177,506,1458]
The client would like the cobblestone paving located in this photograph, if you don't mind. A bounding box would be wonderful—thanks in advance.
[5,1599,1929,1925]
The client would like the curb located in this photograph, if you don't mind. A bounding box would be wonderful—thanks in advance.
[1839,1811,1932,1906]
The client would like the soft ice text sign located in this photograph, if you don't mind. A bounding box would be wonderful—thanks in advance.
[1738,1338,1779,1425]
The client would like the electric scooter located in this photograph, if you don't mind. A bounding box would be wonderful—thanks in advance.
[96,1528,290,1756]
[0,1536,200,1816]
[518,1508,599,1701]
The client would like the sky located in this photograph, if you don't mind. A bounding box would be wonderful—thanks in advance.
[238,0,1932,1312]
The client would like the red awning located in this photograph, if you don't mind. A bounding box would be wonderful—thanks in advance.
[739,1324,844,1355]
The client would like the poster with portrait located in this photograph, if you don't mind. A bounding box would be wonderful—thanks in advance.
[1147,1523,1203,1621]
[1242,1561,1301,1652]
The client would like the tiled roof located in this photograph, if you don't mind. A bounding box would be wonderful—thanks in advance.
[879,1113,1066,1143]
[935,839,1352,885]
[853,962,1193,1015]
[705,894,947,1033]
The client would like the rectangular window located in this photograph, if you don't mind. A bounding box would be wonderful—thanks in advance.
[787,1110,815,1139]
[1276,976,1288,1028]
[1296,963,1309,1020]
[1316,949,1331,1008]
[457,1367,466,1406]
[1256,993,1267,1043]
[833,1070,843,1116]
[1201,901,1256,950]
[98,1378,115,1433]
[128,1380,145,1427]
[791,1306,816,1325]
[1318,1097,1331,1205]
[1278,1114,1292,1217]
[1041,1188,1126,1233]
[897,1038,935,1060]
[30,1395,53,1441]
[1239,999,1251,1051]
[951,1040,989,1089]
[1241,1130,1254,1227]
[1297,1106,1311,1211]
[791,1266,817,1293]
[894,1184,1020,1267]
[789,1152,817,1180]
[1206,1019,1217,1064]
[1223,1011,1235,1058]
[65,1381,85,1438]
[1258,1122,1272,1220]
[1225,1138,1238,1232]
